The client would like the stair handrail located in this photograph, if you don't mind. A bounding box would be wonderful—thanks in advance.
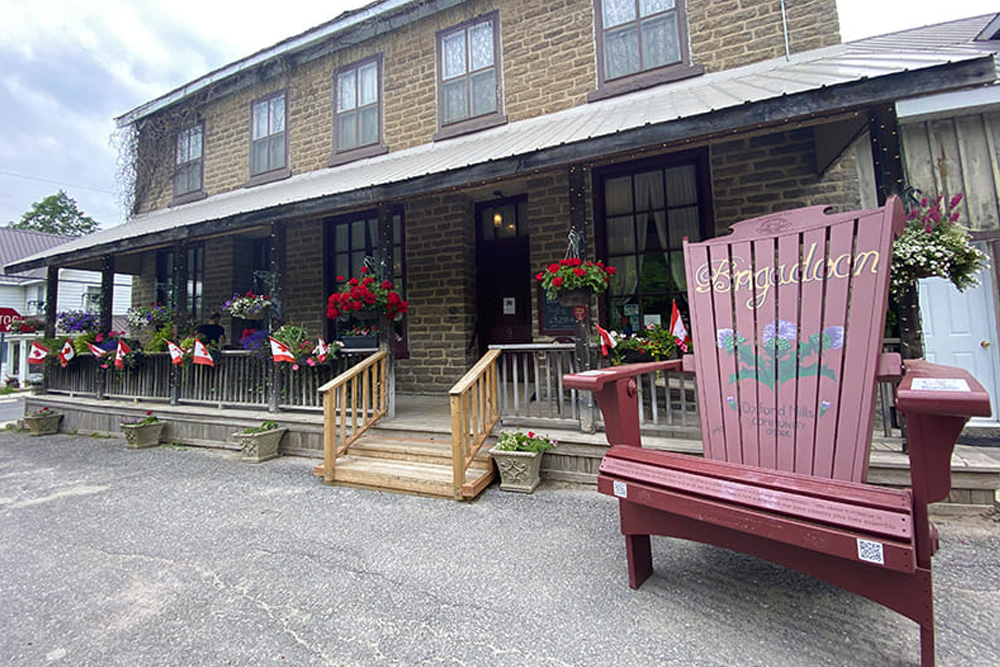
[319,349,389,483]
[449,348,502,497]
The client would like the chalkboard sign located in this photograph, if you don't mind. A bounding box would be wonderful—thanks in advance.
[538,289,575,335]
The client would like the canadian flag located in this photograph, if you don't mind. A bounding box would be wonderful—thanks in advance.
[167,340,186,365]
[59,340,76,368]
[192,340,214,367]
[595,323,617,357]
[312,337,330,363]
[670,300,690,345]
[115,339,132,369]
[88,343,110,358]
[28,342,49,364]
[269,336,295,363]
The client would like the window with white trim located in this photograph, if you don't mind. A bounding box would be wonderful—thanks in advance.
[250,91,287,177]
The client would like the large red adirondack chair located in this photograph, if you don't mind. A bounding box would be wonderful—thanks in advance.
[564,196,990,666]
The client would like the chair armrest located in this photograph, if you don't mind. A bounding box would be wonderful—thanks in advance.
[562,360,684,392]
[877,352,902,381]
[895,359,991,506]
[563,360,684,447]
[896,359,991,418]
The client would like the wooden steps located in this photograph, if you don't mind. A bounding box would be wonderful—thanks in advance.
[313,433,495,499]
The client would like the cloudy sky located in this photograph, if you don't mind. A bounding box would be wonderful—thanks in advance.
[1,0,997,230]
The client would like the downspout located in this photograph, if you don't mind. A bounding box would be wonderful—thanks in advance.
[780,0,791,60]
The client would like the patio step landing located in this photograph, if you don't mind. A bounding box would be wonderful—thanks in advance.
[312,434,495,499]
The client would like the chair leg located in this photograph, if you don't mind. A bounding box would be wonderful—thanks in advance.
[626,534,653,589]
[920,622,935,667]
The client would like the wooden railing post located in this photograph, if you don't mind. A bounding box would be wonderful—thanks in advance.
[449,349,501,498]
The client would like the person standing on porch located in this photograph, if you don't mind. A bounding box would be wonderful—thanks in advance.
[196,313,226,347]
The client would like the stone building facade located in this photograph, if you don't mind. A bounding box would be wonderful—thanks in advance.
[78,0,874,393]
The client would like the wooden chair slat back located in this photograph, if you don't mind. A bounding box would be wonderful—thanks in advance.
[683,198,904,482]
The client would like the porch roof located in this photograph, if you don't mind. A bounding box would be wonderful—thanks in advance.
[6,14,1000,274]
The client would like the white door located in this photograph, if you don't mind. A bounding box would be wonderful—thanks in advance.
[919,252,1000,423]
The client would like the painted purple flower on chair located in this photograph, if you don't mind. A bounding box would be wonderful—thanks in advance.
[717,320,841,393]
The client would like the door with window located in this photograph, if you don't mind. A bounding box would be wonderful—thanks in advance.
[476,197,531,355]
[597,153,711,333]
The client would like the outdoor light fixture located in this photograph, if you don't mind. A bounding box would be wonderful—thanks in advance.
[492,190,504,227]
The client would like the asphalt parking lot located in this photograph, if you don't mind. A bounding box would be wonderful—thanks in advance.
[2,429,998,666]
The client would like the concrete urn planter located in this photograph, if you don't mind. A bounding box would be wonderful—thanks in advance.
[23,413,62,436]
[234,428,287,463]
[489,447,544,493]
[122,422,166,449]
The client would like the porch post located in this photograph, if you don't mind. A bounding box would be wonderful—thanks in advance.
[378,203,395,419]
[96,255,115,399]
[169,243,188,406]
[868,104,922,359]
[568,165,595,432]
[267,222,284,413]
[44,265,58,338]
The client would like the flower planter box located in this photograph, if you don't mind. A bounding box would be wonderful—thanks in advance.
[489,447,544,493]
[23,413,62,436]
[122,422,166,449]
[339,335,379,349]
[233,428,287,463]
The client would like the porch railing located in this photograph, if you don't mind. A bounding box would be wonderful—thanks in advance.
[491,344,699,434]
[491,343,900,439]
[320,349,389,483]
[46,349,373,411]
[449,348,500,498]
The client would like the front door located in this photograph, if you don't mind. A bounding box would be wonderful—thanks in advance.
[919,248,1000,423]
[476,197,531,355]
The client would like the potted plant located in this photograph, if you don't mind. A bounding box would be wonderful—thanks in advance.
[120,410,166,449]
[489,430,556,493]
[338,324,379,349]
[23,406,62,436]
[326,267,408,323]
[602,323,689,365]
[233,420,286,463]
[536,258,616,306]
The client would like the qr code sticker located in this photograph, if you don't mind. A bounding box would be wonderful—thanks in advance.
[613,480,628,499]
[857,538,885,565]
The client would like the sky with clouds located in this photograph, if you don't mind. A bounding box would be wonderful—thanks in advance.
[0,0,997,230]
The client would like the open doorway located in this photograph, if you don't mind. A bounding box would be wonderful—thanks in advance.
[475,195,530,356]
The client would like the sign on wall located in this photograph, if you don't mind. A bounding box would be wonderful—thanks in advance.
[0,308,23,333]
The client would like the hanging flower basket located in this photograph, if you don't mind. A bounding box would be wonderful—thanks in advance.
[221,292,273,320]
[327,268,408,322]
[536,258,616,302]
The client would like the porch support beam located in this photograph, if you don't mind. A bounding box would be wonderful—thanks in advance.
[99,255,115,334]
[267,222,285,413]
[568,164,594,432]
[173,242,189,329]
[868,104,905,205]
[44,265,58,339]
[377,203,395,419]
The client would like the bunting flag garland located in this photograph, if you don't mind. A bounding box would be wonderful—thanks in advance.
[115,339,132,370]
[269,337,295,363]
[595,323,616,357]
[312,337,330,363]
[167,340,186,365]
[88,342,110,358]
[59,340,76,368]
[192,340,214,367]
[28,342,49,364]
[670,300,690,344]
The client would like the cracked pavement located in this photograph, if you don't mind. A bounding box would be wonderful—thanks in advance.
[1,430,999,666]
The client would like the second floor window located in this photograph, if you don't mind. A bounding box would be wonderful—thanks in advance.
[335,57,381,153]
[594,0,698,98]
[250,91,287,176]
[437,13,502,131]
[174,124,203,199]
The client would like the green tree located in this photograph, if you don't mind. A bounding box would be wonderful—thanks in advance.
[7,190,100,237]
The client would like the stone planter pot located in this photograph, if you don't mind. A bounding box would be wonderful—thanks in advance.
[556,288,592,307]
[122,422,166,449]
[23,413,62,436]
[339,335,379,349]
[233,428,287,463]
[489,447,544,493]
